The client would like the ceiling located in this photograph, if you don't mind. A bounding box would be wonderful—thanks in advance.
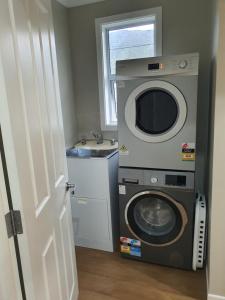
[57,0,105,8]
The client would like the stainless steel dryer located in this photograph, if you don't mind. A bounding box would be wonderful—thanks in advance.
[117,53,199,171]
[119,168,196,270]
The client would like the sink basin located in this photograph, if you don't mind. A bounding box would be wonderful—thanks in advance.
[75,139,118,151]
[66,148,117,158]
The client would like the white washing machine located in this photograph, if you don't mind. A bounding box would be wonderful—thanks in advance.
[117,53,199,171]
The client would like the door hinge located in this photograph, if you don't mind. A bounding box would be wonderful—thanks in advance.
[5,210,23,238]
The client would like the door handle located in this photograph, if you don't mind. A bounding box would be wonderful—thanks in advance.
[66,182,76,191]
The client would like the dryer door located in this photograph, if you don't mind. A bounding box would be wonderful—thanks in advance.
[125,191,188,246]
[125,80,187,143]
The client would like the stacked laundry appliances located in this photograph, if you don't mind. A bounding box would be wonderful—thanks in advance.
[117,53,204,270]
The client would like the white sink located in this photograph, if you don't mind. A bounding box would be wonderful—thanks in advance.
[75,139,118,151]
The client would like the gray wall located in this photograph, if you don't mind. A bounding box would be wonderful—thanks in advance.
[52,0,78,148]
[68,0,214,191]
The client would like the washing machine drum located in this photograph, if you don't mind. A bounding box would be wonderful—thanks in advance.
[125,191,188,246]
[125,80,187,143]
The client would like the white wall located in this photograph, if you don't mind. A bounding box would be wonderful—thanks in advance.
[208,0,225,299]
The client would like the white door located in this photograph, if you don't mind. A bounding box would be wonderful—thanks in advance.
[0,0,78,299]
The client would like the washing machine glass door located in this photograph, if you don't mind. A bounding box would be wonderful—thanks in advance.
[125,80,187,143]
[125,191,188,246]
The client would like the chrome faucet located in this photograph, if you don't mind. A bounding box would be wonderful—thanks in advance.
[91,131,104,144]
[110,139,116,146]
[80,138,87,145]
[77,136,87,145]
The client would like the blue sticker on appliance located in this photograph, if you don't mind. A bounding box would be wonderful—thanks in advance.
[130,246,141,257]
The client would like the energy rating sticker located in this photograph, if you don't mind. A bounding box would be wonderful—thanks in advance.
[181,143,196,161]
[182,153,196,161]
[120,237,142,257]
[120,245,130,254]
[130,246,141,257]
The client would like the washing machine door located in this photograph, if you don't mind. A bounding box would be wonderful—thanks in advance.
[125,191,188,246]
[125,80,187,143]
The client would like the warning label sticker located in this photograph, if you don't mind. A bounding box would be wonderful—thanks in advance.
[119,185,126,195]
[120,237,141,257]
[119,145,129,156]
[181,143,196,161]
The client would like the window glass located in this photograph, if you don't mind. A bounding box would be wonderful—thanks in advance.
[108,24,155,75]
[107,24,155,125]
[95,8,162,129]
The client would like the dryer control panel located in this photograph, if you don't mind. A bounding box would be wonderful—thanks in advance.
[116,53,199,78]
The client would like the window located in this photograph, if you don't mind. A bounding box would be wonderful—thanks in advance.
[95,7,162,130]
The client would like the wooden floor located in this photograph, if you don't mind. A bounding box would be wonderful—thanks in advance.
[76,247,207,300]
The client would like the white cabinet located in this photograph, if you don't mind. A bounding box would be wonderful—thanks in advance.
[67,152,119,252]
[71,198,111,250]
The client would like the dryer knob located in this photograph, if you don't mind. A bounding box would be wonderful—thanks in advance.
[179,60,188,69]
[151,177,158,184]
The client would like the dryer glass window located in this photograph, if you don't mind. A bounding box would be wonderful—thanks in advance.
[126,192,184,246]
[136,90,178,134]
[134,197,176,236]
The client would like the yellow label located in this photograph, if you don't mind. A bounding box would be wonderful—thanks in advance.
[119,145,128,152]
[182,153,195,161]
[119,145,129,155]
[120,245,130,254]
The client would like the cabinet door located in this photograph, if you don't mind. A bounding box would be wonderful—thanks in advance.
[67,158,109,199]
[71,197,113,252]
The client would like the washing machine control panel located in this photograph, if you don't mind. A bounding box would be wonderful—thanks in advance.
[150,177,158,184]
[165,174,187,186]
[144,170,194,189]
[150,174,187,187]
[119,168,195,190]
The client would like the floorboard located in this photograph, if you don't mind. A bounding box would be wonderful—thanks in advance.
[76,247,207,300]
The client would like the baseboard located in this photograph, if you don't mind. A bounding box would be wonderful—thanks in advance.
[208,294,225,300]
[75,239,113,252]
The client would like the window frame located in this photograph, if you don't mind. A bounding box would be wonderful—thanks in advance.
[95,7,163,131]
